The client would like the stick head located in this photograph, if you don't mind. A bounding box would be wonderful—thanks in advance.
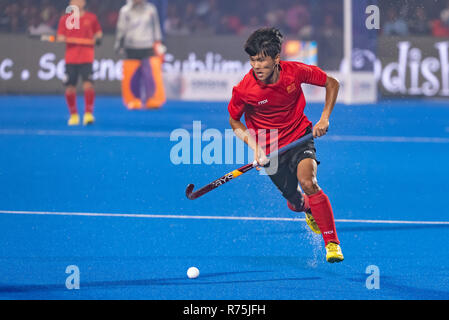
[185,184,195,200]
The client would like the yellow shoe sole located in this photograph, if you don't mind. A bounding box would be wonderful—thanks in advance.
[127,101,142,110]
[325,243,344,263]
[83,113,95,126]
[305,212,321,234]
[326,255,344,263]
[68,114,80,126]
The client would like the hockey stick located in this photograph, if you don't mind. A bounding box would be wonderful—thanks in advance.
[29,34,101,46]
[185,132,313,200]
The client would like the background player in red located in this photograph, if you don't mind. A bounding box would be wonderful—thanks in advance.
[57,0,103,126]
[228,28,343,263]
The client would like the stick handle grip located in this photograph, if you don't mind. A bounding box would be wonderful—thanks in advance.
[268,132,313,159]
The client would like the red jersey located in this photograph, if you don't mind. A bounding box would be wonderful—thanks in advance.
[57,12,102,64]
[228,60,327,153]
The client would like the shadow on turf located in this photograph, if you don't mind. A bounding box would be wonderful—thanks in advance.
[336,224,449,233]
[260,224,449,236]
[347,274,449,299]
[0,271,321,293]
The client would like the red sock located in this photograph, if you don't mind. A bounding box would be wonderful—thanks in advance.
[84,88,95,113]
[65,90,77,115]
[308,190,339,245]
[302,193,311,212]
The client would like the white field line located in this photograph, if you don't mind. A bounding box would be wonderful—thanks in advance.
[1,129,449,143]
[326,135,449,143]
[0,129,170,138]
[1,210,449,225]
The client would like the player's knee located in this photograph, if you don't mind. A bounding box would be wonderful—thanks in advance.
[66,86,76,93]
[285,191,304,211]
[83,82,93,91]
[299,178,319,195]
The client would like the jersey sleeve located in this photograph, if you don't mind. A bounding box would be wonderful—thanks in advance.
[150,4,162,42]
[228,87,246,121]
[296,63,327,87]
[57,15,67,36]
[92,14,102,34]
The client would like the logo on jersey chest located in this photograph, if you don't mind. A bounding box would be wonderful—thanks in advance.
[287,83,296,94]
[258,99,268,105]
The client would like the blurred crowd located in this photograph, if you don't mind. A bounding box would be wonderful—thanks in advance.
[379,0,449,37]
[0,0,122,34]
[164,0,342,38]
[0,0,345,39]
[0,0,449,37]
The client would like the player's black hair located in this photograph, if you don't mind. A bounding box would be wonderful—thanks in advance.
[244,27,284,58]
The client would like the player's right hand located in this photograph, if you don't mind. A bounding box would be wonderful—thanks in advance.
[154,42,167,56]
[254,147,269,171]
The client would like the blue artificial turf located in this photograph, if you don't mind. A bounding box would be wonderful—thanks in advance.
[0,95,448,299]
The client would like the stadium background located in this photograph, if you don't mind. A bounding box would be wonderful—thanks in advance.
[1,0,449,100]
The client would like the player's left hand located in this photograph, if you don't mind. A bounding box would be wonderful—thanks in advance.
[313,118,329,138]
[95,37,103,46]
[154,42,167,61]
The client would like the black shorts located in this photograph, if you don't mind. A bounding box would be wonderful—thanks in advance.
[267,127,319,206]
[64,63,93,86]
[125,48,155,60]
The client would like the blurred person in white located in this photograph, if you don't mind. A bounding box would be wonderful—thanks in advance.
[115,0,166,109]
[26,0,56,36]
[115,0,164,58]
[28,12,55,36]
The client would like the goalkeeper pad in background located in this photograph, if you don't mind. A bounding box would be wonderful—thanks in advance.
[122,57,166,110]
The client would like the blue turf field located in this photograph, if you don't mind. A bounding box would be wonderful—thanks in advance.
[0,95,449,300]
